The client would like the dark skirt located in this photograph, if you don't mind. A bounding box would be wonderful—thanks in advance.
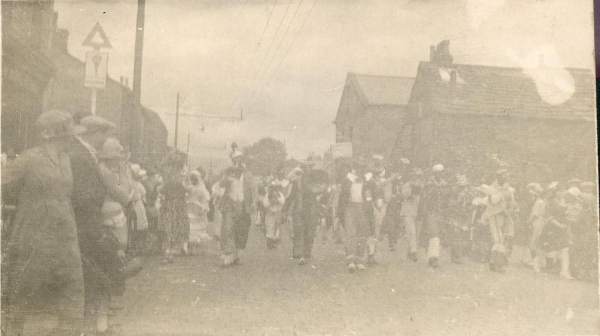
[540,223,570,252]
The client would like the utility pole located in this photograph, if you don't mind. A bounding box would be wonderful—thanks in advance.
[240,109,243,122]
[131,0,146,161]
[186,133,190,171]
[175,91,180,149]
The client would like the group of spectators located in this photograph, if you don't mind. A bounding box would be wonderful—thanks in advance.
[0,110,211,335]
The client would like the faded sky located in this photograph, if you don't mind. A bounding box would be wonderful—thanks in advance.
[54,0,594,169]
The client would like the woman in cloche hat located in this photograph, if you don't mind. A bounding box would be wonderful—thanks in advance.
[2,110,87,335]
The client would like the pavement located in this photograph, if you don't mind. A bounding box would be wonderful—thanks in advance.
[22,222,600,335]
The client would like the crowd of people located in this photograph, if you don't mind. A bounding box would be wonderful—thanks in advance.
[0,111,209,335]
[1,109,598,335]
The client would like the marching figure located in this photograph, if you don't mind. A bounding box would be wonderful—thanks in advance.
[264,166,287,249]
[399,168,423,262]
[337,158,370,272]
[420,164,449,269]
[185,169,211,254]
[219,144,258,267]
[298,168,331,262]
[484,169,518,273]
[446,175,471,264]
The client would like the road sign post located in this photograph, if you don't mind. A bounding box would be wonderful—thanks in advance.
[83,22,112,116]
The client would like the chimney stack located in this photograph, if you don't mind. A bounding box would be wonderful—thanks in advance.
[430,45,435,62]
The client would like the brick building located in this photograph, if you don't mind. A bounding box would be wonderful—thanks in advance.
[2,0,56,153]
[334,73,415,159]
[392,41,597,184]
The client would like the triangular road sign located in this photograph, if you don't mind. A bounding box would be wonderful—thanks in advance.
[82,22,112,49]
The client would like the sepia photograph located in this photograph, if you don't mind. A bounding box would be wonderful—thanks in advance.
[1,0,598,335]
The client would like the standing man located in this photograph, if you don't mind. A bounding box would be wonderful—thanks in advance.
[283,162,311,264]
[399,168,424,262]
[337,158,370,272]
[297,168,330,264]
[70,116,119,333]
[446,175,471,264]
[220,144,258,266]
[420,164,449,268]
[367,155,398,265]
[485,169,518,273]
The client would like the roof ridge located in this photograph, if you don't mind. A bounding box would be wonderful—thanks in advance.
[349,72,415,80]
[420,61,593,73]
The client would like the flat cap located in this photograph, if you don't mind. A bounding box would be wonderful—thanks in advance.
[80,115,116,133]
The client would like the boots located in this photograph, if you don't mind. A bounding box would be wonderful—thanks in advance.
[428,257,439,268]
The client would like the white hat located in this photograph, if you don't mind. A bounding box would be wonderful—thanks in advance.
[230,149,244,160]
[130,164,141,175]
[567,187,583,201]
[526,182,543,196]
[432,164,444,172]
[138,169,147,177]
[400,158,410,165]
[546,181,559,191]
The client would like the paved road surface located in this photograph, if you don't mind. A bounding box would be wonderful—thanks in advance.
[113,223,598,336]
[23,222,599,335]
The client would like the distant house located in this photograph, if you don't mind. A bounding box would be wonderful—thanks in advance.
[392,41,596,183]
[334,73,415,159]
[46,28,168,168]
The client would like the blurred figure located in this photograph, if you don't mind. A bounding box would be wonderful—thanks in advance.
[283,163,308,264]
[540,183,574,280]
[398,168,423,261]
[70,115,119,333]
[571,191,599,281]
[337,157,370,272]
[420,164,449,269]
[185,169,211,254]
[129,165,150,257]
[446,175,471,264]
[471,185,491,263]
[298,169,331,262]
[143,170,162,254]
[524,183,546,272]
[218,144,259,266]
[263,166,287,249]
[211,175,226,242]
[2,110,85,336]
[158,151,190,262]
[485,169,517,273]
[97,138,135,313]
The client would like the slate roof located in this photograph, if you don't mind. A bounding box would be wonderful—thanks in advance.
[414,62,595,122]
[350,73,415,106]
[142,107,168,134]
